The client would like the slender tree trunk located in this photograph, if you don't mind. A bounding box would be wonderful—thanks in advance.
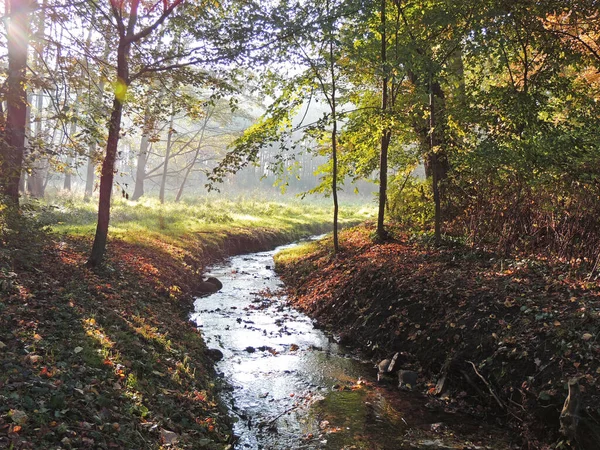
[19,87,32,195]
[87,40,130,267]
[429,74,441,245]
[26,1,51,198]
[1,0,31,204]
[19,164,26,194]
[63,165,72,191]
[87,0,182,265]
[131,133,149,200]
[84,142,96,200]
[159,104,175,204]
[328,12,339,254]
[131,105,153,201]
[0,102,5,146]
[376,0,390,241]
[63,106,78,191]
[27,91,44,197]
[18,96,29,195]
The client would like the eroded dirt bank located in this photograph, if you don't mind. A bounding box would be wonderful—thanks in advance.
[0,223,336,449]
[275,224,600,450]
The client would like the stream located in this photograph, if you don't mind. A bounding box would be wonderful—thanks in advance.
[191,240,516,449]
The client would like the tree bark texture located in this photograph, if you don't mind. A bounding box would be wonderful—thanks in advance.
[1,0,31,204]
[429,76,445,245]
[376,0,390,241]
[87,41,129,266]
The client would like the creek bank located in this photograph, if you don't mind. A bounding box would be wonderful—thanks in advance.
[274,223,600,450]
[192,241,517,449]
[0,220,343,449]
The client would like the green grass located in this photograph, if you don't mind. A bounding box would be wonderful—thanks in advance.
[32,194,375,245]
[273,240,322,266]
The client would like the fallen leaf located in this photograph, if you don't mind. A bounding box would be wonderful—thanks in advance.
[74,346,83,354]
[583,333,593,341]
[9,410,28,425]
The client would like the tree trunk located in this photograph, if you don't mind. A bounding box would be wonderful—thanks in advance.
[429,74,442,245]
[376,0,390,241]
[87,0,182,265]
[1,0,31,204]
[84,142,96,200]
[63,165,72,190]
[131,134,149,201]
[87,40,130,267]
[26,91,44,197]
[159,104,175,204]
[328,7,339,254]
[174,149,196,202]
[0,102,5,156]
[63,111,77,191]
[28,128,52,198]
[131,106,153,201]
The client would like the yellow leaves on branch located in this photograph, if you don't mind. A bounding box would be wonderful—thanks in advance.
[113,78,128,102]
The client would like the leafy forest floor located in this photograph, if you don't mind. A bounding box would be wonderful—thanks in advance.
[0,197,370,449]
[275,223,600,450]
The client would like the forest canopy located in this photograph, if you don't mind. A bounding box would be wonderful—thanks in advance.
[0,0,599,263]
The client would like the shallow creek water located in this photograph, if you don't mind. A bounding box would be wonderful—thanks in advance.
[191,241,516,450]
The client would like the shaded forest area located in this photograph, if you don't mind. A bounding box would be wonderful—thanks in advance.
[1,0,600,448]
[276,225,600,449]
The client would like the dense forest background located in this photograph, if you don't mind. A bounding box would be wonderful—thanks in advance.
[1,0,599,264]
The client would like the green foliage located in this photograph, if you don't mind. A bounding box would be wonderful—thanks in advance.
[387,176,433,231]
[207,80,305,188]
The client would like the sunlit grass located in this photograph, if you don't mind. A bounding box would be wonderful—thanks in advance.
[273,240,321,266]
[33,194,375,245]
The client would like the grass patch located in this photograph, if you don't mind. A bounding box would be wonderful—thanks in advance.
[36,195,374,247]
[274,240,322,267]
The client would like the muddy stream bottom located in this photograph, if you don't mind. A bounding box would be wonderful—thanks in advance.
[191,241,516,450]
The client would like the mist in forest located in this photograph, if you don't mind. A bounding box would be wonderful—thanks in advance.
[34,92,376,204]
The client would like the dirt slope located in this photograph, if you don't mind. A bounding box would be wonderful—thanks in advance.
[275,224,600,449]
